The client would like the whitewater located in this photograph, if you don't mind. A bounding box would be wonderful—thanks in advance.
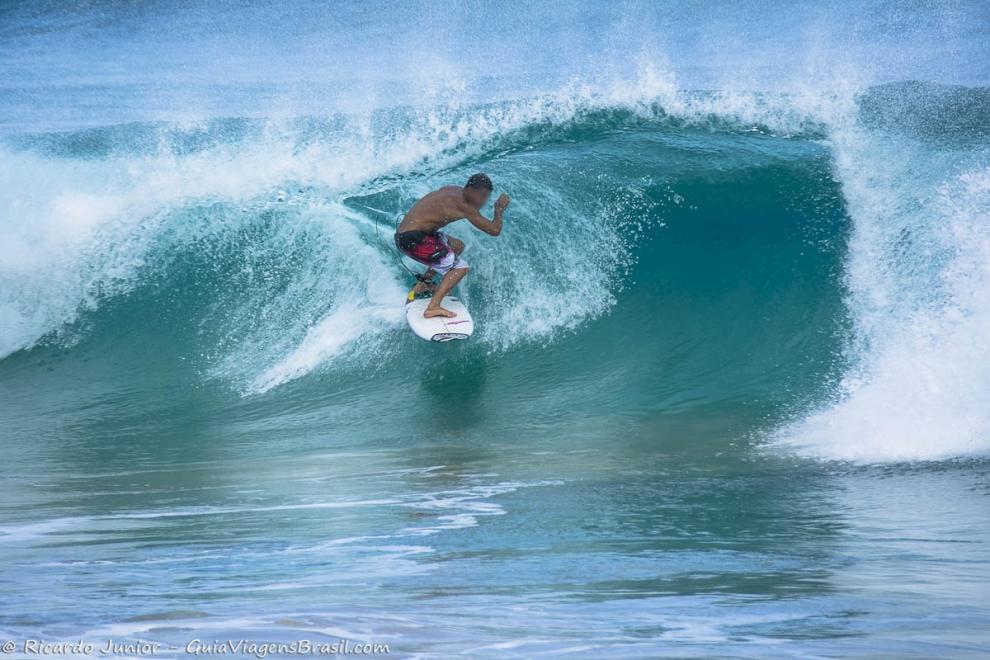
[1,0,989,656]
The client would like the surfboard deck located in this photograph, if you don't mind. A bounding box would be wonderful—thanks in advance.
[405,287,474,342]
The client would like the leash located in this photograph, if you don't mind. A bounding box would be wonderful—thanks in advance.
[368,205,423,281]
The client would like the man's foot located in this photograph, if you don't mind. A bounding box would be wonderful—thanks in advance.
[424,305,456,319]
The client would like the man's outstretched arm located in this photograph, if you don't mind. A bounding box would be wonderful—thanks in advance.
[460,194,510,236]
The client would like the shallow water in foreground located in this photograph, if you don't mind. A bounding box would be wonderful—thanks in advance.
[2,398,989,655]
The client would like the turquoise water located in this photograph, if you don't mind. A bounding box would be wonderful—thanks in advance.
[2,1,990,656]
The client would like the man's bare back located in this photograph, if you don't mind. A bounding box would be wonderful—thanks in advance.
[397,186,473,234]
[393,173,510,318]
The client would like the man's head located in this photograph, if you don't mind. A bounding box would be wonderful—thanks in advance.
[463,172,493,209]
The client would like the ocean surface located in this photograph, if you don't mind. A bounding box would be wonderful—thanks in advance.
[1,0,990,656]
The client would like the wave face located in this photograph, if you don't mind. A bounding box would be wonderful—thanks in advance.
[1,1,989,466]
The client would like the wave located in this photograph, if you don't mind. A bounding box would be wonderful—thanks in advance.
[1,75,989,463]
[0,72,835,358]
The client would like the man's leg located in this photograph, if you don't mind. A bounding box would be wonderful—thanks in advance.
[411,267,436,295]
[424,266,469,318]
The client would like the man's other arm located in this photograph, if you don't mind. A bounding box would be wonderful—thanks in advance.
[458,194,510,236]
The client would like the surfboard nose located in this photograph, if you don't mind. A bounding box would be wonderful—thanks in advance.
[431,332,470,342]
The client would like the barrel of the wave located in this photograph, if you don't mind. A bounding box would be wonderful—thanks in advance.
[404,286,474,342]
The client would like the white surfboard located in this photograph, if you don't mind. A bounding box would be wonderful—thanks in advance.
[405,288,474,342]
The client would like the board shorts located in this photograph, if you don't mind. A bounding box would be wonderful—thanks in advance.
[394,230,468,275]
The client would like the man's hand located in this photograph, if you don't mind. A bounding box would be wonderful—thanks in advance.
[495,193,511,213]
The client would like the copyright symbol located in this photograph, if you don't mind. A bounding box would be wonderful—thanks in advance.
[1,640,16,653]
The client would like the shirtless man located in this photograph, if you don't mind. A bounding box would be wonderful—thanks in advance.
[395,173,510,318]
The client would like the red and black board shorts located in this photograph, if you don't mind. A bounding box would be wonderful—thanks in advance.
[394,230,468,274]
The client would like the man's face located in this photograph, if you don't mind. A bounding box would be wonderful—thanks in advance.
[464,187,491,209]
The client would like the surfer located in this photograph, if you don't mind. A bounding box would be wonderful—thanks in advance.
[395,173,510,318]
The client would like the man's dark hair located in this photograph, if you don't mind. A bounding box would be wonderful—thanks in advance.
[465,173,493,191]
